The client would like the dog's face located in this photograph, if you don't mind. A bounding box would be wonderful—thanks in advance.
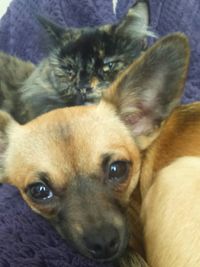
[38,1,151,105]
[1,104,141,261]
[0,34,189,262]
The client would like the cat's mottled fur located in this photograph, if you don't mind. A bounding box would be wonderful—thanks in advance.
[0,53,35,118]
[0,0,153,123]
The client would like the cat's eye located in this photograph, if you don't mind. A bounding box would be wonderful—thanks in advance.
[61,64,75,80]
[103,61,123,73]
[108,62,114,69]
[27,182,54,201]
[103,61,115,72]
[107,161,130,183]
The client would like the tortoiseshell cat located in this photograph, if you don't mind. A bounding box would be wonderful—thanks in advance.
[0,0,154,123]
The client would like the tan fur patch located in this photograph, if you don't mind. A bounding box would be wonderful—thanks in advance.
[142,157,200,267]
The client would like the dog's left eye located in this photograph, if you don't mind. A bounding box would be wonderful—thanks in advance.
[108,161,129,182]
[27,182,54,201]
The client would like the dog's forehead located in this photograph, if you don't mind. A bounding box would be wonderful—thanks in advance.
[26,105,124,140]
[8,105,136,184]
[29,105,132,161]
[26,105,128,141]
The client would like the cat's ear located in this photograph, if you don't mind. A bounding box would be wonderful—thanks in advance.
[0,111,17,182]
[37,15,65,44]
[102,33,190,147]
[100,0,155,44]
[37,15,82,45]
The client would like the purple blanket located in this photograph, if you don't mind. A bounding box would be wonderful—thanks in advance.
[0,0,200,266]
[148,0,200,103]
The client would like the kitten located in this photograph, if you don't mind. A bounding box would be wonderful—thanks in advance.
[0,0,154,123]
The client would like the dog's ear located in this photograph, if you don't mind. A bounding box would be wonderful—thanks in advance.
[0,111,17,181]
[100,0,154,44]
[102,33,190,145]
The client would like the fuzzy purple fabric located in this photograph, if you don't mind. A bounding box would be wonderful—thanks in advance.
[0,0,200,266]
[148,0,200,103]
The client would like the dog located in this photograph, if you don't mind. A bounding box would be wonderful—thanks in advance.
[0,0,153,124]
[0,33,190,267]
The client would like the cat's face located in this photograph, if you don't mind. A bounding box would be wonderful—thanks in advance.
[41,0,152,105]
[50,29,146,105]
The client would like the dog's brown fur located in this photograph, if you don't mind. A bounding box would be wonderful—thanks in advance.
[141,103,200,196]
[0,33,192,266]
[140,103,200,267]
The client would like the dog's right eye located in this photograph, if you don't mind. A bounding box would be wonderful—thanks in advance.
[107,161,130,183]
[27,182,54,201]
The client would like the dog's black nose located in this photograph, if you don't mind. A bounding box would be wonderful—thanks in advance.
[84,225,120,260]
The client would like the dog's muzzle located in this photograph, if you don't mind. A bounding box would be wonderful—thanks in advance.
[52,177,128,262]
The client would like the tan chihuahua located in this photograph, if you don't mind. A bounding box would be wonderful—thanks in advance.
[0,33,191,266]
